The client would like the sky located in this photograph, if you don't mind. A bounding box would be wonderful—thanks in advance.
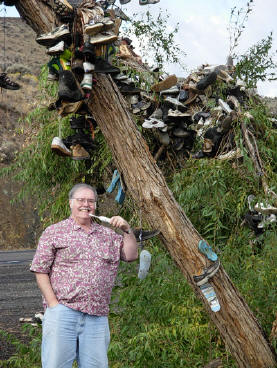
[1,0,277,97]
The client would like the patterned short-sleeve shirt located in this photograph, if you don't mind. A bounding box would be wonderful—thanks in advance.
[30,217,124,316]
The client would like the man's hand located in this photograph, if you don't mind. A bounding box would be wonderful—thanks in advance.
[110,216,132,233]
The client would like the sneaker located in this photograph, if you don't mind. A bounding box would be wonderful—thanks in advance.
[80,73,93,90]
[164,96,187,112]
[218,98,232,114]
[151,74,177,92]
[71,144,90,160]
[83,61,95,73]
[84,21,104,36]
[193,259,220,286]
[57,100,84,116]
[150,108,163,120]
[51,136,71,156]
[58,70,84,102]
[94,58,120,74]
[132,229,160,242]
[113,73,128,81]
[142,119,166,129]
[89,30,117,45]
[168,109,190,118]
[254,202,277,215]
[0,73,20,90]
[36,24,71,47]
[119,84,140,94]
[132,100,151,114]
[138,250,151,280]
[160,85,179,95]
[46,40,65,55]
[101,17,114,31]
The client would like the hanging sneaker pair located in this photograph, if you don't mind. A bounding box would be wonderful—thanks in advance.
[0,73,21,90]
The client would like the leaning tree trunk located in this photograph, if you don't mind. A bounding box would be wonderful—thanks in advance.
[15,2,277,367]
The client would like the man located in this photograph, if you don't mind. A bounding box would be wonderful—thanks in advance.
[30,183,138,368]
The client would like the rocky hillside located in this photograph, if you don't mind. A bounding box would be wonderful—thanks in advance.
[0,17,48,250]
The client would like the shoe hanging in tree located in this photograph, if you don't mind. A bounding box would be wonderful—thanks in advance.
[0,73,21,90]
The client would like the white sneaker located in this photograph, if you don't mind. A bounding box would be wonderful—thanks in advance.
[81,73,93,90]
[89,31,117,45]
[138,250,152,280]
[142,119,166,129]
[84,21,104,36]
[218,98,232,114]
[47,40,65,55]
[51,137,71,156]
[83,61,95,73]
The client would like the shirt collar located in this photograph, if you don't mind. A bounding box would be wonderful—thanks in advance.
[69,216,99,234]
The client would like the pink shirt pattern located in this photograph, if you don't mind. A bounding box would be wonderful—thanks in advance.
[30,217,124,316]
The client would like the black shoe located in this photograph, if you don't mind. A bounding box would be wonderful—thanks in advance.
[63,132,96,151]
[119,84,140,95]
[172,137,184,151]
[81,43,96,62]
[133,229,160,242]
[58,70,84,102]
[0,73,20,90]
[94,58,120,74]
[70,116,91,130]
[178,89,189,102]
[196,71,217,91]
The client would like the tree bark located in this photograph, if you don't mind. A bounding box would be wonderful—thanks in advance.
[15,2,277,367]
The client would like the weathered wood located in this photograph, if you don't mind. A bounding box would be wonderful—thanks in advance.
[14,2,277,367]
[90,75,276,368]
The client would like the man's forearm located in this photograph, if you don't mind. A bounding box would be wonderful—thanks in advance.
[122,231,138,261]
[35,272,58,307]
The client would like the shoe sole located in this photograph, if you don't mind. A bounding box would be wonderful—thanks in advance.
[36,30,70,47]
[90,35,118,45]
[51,144,71,156]
[84,23,104,36]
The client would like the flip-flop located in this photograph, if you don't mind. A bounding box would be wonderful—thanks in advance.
[106,169,120,193]
[115,181,125,204]
[200,282,220,312]
[138,250,151,280]
[198,240,218,261]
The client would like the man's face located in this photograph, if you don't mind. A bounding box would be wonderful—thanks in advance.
[69,188,96,223]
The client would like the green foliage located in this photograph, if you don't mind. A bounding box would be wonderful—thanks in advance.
[228,0,254,58]
[122,9,186,71]
[235,33,277,88]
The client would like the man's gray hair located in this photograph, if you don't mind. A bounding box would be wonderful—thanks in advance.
[69,183,98,201]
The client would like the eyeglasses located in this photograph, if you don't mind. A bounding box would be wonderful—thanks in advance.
[72,198,96,204]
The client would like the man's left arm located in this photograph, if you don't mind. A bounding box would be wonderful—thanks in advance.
[110,216,138,261]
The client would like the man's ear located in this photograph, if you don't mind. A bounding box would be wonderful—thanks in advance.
[69,200,73,209]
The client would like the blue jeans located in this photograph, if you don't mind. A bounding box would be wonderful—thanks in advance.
[42,304,110,368]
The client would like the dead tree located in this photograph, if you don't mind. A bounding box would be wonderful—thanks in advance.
[14,1,277,367]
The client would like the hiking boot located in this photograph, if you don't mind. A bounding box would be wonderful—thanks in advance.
[57,100,84,116]
[46,40,65,55]
[58,70,84,102]
[0,73,20,90]
[94,58,120,74]
[36,24,71,47]
[196,71,217,91]
[151,74,177,92]
[133,229,160,242]
[89,30,117,45]
[71,144,90,160]
[51,136,71,156]
[80,73,93,90]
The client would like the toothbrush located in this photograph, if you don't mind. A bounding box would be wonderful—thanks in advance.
[89,213,111,223]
